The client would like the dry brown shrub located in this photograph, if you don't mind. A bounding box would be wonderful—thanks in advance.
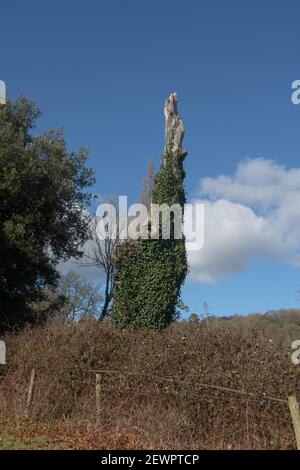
[0,319,299,449]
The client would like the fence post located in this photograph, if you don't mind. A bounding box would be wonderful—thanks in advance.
[25,368,36,418]
[288,395,300,450]
[95,373,102,424]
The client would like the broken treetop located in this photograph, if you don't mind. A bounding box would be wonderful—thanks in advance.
[163,92,187,158]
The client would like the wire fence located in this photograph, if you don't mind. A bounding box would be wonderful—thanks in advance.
[1,365,299,448]
[88,368,289,404]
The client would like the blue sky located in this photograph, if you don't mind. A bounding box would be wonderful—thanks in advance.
[1,0,300,316]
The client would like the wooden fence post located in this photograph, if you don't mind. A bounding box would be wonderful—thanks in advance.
[288,395,300,450]
[25,368,36,418]
[95,373,102,424]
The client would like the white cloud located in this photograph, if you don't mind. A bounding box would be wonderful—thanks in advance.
[58,159,300,285]
[188,158,300,282]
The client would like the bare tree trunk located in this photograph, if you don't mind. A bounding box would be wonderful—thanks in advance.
[100,270,113,319]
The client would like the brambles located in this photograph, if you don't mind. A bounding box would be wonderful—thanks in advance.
[0,317,299,449]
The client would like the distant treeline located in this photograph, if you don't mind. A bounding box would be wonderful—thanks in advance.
[187,309,300,346]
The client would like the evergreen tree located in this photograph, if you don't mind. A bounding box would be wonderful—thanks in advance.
[0,97,95,330]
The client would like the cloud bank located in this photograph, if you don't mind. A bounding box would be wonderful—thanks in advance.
[188,158,300,282]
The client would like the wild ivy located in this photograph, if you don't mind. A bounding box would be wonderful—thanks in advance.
[112,126,188,330]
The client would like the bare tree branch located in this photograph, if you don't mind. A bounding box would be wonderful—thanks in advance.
[82,196,120,319]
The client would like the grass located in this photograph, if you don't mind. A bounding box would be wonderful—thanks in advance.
[0,419,49,450]
[0,418,140,450]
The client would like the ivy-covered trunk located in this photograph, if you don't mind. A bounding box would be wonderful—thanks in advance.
[112,93,188,330]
